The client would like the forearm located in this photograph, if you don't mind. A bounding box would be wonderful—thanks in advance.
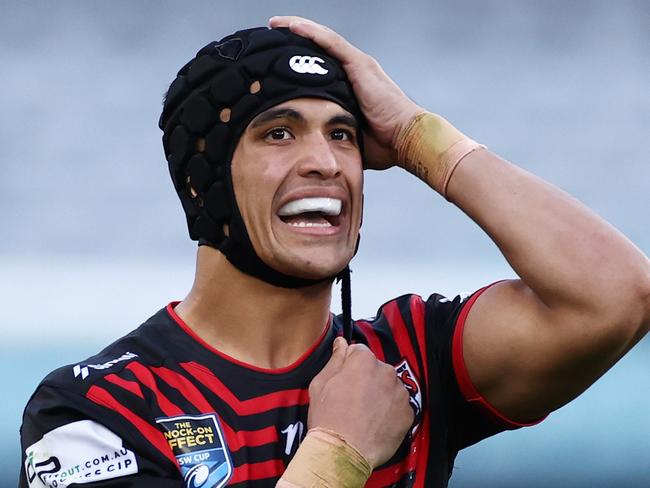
[449,149,649,326]
[400,112,650,337]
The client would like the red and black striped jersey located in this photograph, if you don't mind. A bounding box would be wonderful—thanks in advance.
[20,287,535,488]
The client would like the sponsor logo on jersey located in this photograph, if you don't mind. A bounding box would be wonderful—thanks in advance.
[24,420,138,488]
[289,55,329,75]
[281,420,305,456]
[394,359,423,434]
[72,352,138,380]
[157,413,233,488]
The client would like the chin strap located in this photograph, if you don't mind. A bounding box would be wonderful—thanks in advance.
[338,266,353,342]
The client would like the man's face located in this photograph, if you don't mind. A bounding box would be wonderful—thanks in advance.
[231,97,363,280]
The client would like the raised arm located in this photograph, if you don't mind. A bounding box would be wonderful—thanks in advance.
[269,16,650,422]
[445,146,649,420]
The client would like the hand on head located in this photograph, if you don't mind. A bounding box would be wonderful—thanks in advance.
[269,16,424,171]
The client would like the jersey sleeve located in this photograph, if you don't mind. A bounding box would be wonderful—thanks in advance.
[20,382,182,488]
[423,284,542,451]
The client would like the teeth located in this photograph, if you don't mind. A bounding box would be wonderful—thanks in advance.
[278,197,342,217]
[288,221,332,228]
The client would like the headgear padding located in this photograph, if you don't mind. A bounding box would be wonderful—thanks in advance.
[160,27,362,288]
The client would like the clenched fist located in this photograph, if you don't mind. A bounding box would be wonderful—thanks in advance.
[307,337,414,468]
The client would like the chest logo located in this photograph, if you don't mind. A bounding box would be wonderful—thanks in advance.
[394,359,423,433]
[281,420,305,456]
[156,414,233,488]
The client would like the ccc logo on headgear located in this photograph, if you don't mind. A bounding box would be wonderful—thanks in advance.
[289,55,329,75]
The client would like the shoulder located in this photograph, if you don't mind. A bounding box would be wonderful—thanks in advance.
[20,306,181,487]
[351,291,472,340]
[345,289,485,385]
[23,305,178,428]
[346,290,472,375]
[37,306,173,391]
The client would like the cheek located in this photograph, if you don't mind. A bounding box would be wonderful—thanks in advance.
[231,148,278,235]
[348,159,364,206]
[231,149,261,227]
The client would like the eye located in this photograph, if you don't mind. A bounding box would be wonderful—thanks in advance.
[266,128,292,141]
[330,128,354,142]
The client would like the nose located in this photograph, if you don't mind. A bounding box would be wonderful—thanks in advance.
[295,132,341,179]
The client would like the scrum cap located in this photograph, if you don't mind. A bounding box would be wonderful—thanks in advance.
[160,27,362,288]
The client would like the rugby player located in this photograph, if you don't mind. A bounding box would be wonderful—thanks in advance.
[20,16,649,488]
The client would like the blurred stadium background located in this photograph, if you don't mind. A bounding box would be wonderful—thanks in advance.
[2,1,648,486]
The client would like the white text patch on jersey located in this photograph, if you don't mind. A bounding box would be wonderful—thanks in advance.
[24,420,138,487]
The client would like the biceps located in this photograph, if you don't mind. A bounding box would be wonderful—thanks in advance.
[460,279,622,421]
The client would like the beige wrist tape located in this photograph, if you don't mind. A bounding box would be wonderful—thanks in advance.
[395,112,486,199]
[277,428,372,488]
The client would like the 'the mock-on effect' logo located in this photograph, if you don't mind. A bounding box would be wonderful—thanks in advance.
[289,55,328,75]
[156,413,232,488]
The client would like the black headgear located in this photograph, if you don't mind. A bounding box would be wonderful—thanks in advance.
[159,27,363,289]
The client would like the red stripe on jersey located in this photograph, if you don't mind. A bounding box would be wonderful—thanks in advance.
[181,361,309,415]
[125,362,183,417]
[86,385,177,467]
[219,421,279,452]
[412,410,431,488]
[151,365,215,413]
[150,366,278,452]
[451,282,544,429]
[409,295,429,385]
[383,301,421,379]
[104,373,144,399]
[356,320,386,362]
[229,459,285,484]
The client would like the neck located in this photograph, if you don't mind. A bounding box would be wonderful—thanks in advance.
[174,246,333,370]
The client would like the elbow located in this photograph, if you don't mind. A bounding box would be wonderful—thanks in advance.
[595,258,650,347]
[619,258,650,344]
[638,260,650,338]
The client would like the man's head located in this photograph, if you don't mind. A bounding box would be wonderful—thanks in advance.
[232,97,363,281]
[159,27,363,288]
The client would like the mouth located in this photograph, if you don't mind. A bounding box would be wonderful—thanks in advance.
[277,197,343,230]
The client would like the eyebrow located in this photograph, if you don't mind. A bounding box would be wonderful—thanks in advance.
[250,108,305,128]
[249,108,359,131]
[328,114,358,131]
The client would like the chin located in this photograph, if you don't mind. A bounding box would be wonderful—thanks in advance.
[272,251,352,281]
[286,262,346,281]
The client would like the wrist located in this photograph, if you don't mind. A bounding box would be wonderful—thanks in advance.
[278,427,372,488]
[395,112,486,198]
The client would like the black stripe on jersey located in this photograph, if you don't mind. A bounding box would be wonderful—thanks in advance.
[351,311,403,364]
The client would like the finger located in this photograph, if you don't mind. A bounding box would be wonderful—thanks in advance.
[269,15,312,28]
[333,335,348,350]
[313,336,348,383]
[269,16,364,66]
[268,15,322,31]
[344,342,376,361]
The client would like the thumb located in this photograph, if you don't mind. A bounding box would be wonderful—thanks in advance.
[314,336,348,384]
